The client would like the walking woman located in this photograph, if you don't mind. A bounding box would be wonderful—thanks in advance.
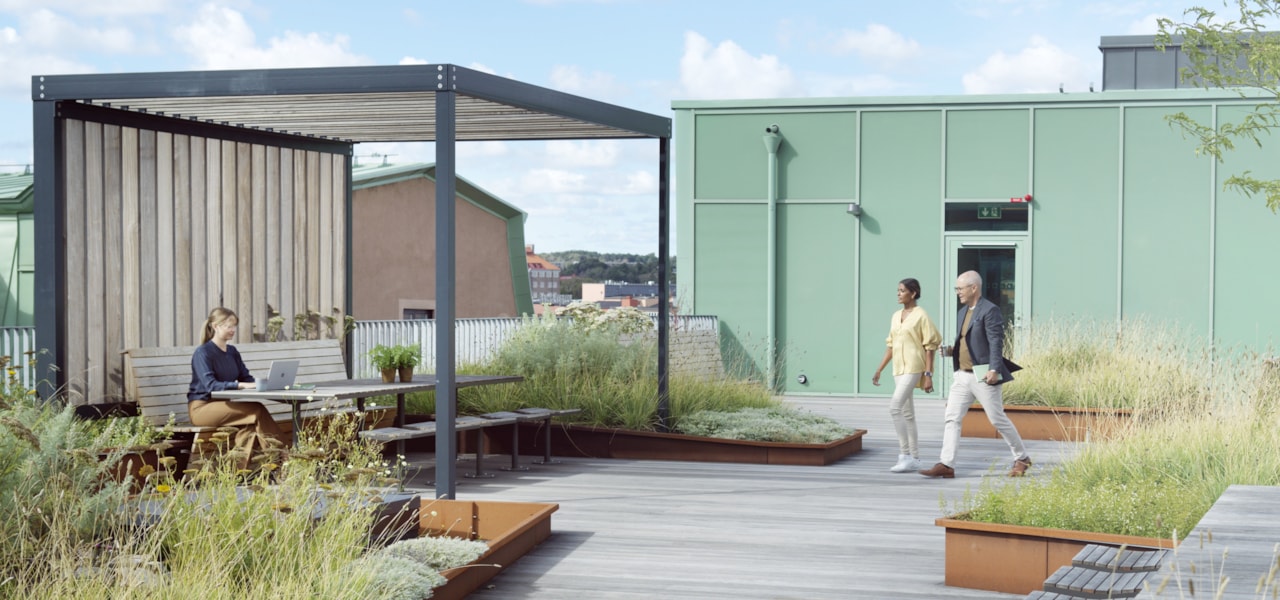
[872,278,942,473]
[187,307,285,466]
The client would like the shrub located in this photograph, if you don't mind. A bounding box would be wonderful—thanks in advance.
[675,407,855,443]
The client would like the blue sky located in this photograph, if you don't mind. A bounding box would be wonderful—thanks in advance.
[0,0,1200,253]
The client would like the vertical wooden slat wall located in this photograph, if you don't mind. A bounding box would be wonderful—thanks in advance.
[59,118,349,405]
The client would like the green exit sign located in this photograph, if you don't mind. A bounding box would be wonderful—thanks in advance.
[978,206,1003,219]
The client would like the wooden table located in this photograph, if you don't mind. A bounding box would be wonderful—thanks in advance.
[212,374,524,448]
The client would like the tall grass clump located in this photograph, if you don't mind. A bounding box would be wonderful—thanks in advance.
[451,304,788,433]
[949,343,1280,539]
[1004,317,1209,411]
[0,378,488,599]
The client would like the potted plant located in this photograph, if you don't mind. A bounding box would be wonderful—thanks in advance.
[369,344,398,383]
[392,344,421,382]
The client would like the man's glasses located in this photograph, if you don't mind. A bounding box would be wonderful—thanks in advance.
[954,285,975,292]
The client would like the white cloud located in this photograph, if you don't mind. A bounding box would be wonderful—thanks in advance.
[678,31,798,100]
[0,0,167,16]
[827,24,922,66]
[549,65,628,99]
[521,168,588,194]
[544,140,620,168]
[399,56,428,65]
[962,36,1088,94]
[23,8,138,53]
[1127,12,1174,35]
[173,3,368,70]
[0,25,94,95]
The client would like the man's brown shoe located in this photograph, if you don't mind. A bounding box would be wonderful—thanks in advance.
[919,462,955,478]
[1009,457,1032,477]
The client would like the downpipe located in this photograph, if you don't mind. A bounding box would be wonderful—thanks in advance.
[763,125,782,391]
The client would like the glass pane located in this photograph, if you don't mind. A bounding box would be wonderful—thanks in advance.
[945,203,1029,231]
[957,247,1016,325]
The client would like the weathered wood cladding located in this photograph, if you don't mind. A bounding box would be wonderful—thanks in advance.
[59,118,348,405]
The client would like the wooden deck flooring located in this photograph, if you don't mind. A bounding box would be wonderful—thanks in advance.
[400,396,1082,599]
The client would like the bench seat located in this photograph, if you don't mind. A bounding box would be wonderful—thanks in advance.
[123,339,393,436]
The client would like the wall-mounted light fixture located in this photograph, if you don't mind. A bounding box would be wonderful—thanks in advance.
[847,202,863,217]
[796,374,808,385]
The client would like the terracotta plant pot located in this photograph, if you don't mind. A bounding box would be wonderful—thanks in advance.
[380,368,396,383]
[397,366,413,382]
[935,514,1176,595]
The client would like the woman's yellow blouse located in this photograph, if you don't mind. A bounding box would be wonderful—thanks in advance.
[885,308,942,381]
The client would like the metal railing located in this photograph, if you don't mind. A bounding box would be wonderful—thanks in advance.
[350,315,718,379]
[0,327,38,390]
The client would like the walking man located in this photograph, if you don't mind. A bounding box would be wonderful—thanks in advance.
[920,270,1031,479]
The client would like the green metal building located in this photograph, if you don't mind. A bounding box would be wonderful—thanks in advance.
[673,36,1280,396]
[0,171,34,326]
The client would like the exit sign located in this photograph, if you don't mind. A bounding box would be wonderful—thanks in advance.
[978,206,1003,219]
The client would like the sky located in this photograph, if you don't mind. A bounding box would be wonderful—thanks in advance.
[0,0,1209,254]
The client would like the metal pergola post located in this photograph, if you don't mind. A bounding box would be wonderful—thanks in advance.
[434,85,459,500]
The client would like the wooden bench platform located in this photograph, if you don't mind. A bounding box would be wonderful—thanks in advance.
[123,339,391,436]
[1028,544,1167,599]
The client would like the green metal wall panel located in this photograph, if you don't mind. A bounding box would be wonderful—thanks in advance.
[675,110,698,305]
[692,114,770,200]
[858,110,943,396]
[693,203,769,379]
[776,203,857,393]
[1121,106,1212,335]
[946,109,1031,199]
[1031,107,1121,321]
[773,112,858,200]
[1213,106,1280,350]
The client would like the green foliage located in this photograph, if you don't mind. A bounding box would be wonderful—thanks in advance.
[950,334,1280,538]
[1157,1,1280,212]
[0,380,484,598]
[541,250,674,286]
[445,311,807,437]
[675,407,855,443]
[369,344,420,371]
[1003,317,1208,411]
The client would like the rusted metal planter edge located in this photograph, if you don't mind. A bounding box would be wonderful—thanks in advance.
[427,498,560,600]
[935,515,1175,595]
[488,422,866,466]
[961,403,1134,441]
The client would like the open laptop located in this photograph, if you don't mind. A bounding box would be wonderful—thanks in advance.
[255,360,300,391]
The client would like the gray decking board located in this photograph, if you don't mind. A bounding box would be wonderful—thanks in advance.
[1136,485,1280,599]
[399,396,1079,599]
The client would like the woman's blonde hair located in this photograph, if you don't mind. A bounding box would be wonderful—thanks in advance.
[201,307,238,344]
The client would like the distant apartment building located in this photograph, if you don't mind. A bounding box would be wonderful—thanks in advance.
[580,282,661,310]
[526,245,570,306]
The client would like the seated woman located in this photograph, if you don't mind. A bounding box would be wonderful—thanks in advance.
[187,307,285,466]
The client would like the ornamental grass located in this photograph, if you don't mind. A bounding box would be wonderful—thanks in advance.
[404,307,841,441]
[952,322,1280,540]
[0,373,489,599]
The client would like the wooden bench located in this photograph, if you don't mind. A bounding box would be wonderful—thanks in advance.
[1028,543,1167,599]
[123,339,392,437]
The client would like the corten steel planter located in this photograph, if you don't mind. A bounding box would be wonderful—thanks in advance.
[961,404,1132,441]
[425,499,559,600]
[482,422,866,466]
[935,515,1175,595]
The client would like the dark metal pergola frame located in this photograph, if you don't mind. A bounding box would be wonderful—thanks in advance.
[32,64,672,499]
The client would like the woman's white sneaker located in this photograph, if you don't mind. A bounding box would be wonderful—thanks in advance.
[889,454,914,472]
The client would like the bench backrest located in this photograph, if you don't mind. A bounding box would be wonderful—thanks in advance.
[123,339,349,426]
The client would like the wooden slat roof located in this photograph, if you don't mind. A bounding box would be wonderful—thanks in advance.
[33,64,670,143]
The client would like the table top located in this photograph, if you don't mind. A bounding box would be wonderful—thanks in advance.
[210,374,524,403]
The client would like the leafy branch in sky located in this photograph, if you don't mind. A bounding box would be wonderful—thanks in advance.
[1157,0,1280,211]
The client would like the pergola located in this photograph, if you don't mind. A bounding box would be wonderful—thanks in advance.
[32,64,672,498]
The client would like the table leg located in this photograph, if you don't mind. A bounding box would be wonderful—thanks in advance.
[532,417,561,465]
[501,420,529,472]
[463,429,494,479]
[291,405,302,449]
[395,392,406,459]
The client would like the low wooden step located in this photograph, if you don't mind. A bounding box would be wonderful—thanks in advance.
[1042,565,1149,599]
[1025,591,1082,600]
[1071,543,1166,572]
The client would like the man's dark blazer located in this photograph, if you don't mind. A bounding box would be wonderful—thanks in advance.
[952,297,1022,384]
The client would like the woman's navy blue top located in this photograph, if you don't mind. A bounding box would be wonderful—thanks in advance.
[187,341,255,401]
